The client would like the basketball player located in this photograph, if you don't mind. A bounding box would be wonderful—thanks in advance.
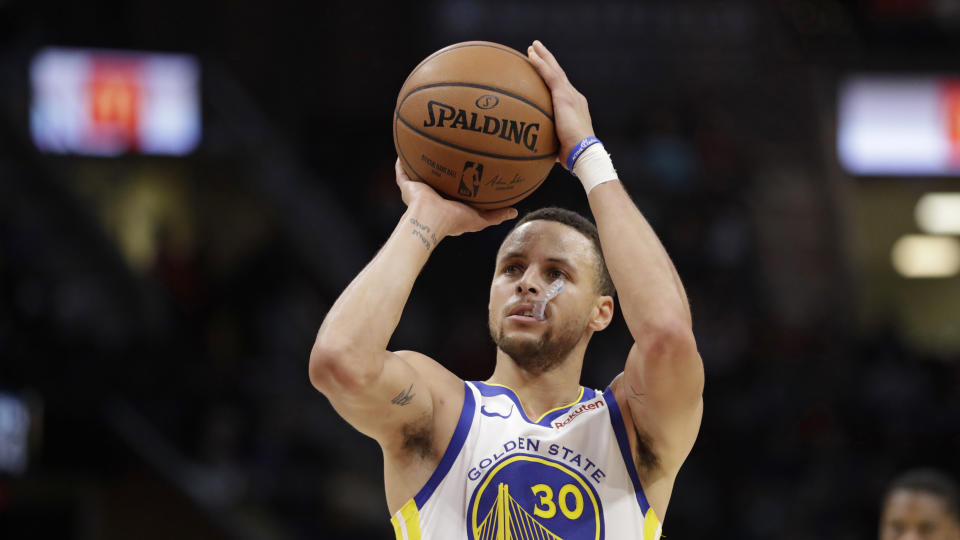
[310,41,703,539]
[880,469,960,540]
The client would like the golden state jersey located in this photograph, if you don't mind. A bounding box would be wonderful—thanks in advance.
[390,381,663,540]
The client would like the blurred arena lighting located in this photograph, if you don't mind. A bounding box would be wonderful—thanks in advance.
[891,234,960,278]
[916,192,960,234]
[30,47,200,156]
[0,393,31,476]
[837,75,960,175]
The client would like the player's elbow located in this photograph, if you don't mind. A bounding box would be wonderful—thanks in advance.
[308,344,379,395]
[637,321,704,395]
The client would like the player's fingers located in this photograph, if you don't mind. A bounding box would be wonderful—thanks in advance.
[531,41,568,82]
[395,158,411,186]
[481,207,519,226]
[526,46,559,87]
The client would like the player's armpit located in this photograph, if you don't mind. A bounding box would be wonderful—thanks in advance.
[620,326,704,475]
[308,348,463,454]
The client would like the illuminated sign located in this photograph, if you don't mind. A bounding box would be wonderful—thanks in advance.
[0,393,30,475]
[838,76,960,176]
[30,47,200,156]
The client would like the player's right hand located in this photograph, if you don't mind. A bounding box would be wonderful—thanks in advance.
[394,159,518,238]
[527,40,596,168]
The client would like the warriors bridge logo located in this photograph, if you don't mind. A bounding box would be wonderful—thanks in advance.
[468,454,604,540]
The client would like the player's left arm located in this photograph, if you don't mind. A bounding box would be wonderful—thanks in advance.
[528,41,704,478]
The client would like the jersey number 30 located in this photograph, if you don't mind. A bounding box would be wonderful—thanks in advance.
[530,483,584,520]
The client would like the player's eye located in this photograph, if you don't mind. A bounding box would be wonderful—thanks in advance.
[504,264,523,274]
[548,269,567,280]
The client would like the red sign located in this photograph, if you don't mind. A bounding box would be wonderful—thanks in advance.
[943,80,960,166]
[88,60,142,151]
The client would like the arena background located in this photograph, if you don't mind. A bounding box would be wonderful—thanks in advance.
[2,0,959,538]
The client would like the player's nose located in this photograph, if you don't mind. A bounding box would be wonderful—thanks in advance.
[516,267,541,296]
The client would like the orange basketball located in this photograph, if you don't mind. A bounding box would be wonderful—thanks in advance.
[393,41,558,209]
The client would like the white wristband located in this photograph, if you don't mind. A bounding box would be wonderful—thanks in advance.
[572,143,618,194]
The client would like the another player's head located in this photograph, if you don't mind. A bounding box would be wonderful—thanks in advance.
[880,468,960,540]
[488,207,615,373]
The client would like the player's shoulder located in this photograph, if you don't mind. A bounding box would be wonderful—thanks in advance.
[607,371,627,406]
[394,350,461,381]
[394,350,466,405]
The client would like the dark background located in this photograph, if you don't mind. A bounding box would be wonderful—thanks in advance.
[1,0,959,538]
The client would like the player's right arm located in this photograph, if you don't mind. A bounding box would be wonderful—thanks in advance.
[309,160,517,451]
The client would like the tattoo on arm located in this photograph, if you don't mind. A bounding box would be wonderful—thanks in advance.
[409,218,438,251]
[391,383,415,406]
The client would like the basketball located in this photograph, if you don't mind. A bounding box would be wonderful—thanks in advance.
[393,41,558,209]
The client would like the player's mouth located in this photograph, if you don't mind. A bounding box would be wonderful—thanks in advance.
[507,304,544,323]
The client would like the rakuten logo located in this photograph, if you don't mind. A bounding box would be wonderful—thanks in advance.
[554,399,605,429]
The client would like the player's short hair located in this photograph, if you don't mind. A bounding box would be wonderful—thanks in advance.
[504,207,616,297]
[884,468,960,522]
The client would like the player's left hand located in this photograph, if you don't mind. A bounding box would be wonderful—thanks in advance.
[527,40,595,168]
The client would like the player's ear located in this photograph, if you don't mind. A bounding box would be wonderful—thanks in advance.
[588,295,614,331]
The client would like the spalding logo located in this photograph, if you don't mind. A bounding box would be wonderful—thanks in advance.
[475,94,500,110]
[423,100,539,152]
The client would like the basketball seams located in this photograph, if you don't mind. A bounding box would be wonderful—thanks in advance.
[393,116,430,185]
[397,82,554,123]
[395,113,556,161]
[400,42,535,91]
[393,41,556,208]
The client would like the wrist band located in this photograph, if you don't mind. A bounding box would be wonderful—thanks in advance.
[565,136,601,171]
[572,143,618,194]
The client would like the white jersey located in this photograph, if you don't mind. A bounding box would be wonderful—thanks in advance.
[390,381,663,540]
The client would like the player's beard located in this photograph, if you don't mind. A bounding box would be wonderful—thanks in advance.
[490,313,588,375]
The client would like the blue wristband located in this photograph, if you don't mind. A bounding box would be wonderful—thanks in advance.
[565,136,602,172]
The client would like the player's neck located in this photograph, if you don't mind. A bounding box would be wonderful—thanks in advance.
[487,344,585,420]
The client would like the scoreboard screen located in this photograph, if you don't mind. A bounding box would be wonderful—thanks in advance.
[30,47,201,156]
[838,75,960,176]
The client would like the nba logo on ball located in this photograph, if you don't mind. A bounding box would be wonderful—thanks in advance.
[458,161,484,198]
[393,41,559,209]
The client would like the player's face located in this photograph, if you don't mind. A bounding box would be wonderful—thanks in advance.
[880,490,960,540]
[488,220,601,373]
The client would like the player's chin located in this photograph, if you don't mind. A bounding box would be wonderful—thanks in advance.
[498,326,546,351]
[502,318,548,336]
[496,333,544,360]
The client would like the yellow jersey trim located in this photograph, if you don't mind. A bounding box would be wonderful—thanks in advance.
[643,506,662,540]
[391,498,422,540]
[401,498,421,540]
[390,514,402,540]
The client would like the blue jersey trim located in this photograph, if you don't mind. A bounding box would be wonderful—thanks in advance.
[471,381,597,427]
[413,381,476,508]
[603,386,652,515]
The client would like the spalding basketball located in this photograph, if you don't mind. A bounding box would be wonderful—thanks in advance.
[393,41,558,209]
